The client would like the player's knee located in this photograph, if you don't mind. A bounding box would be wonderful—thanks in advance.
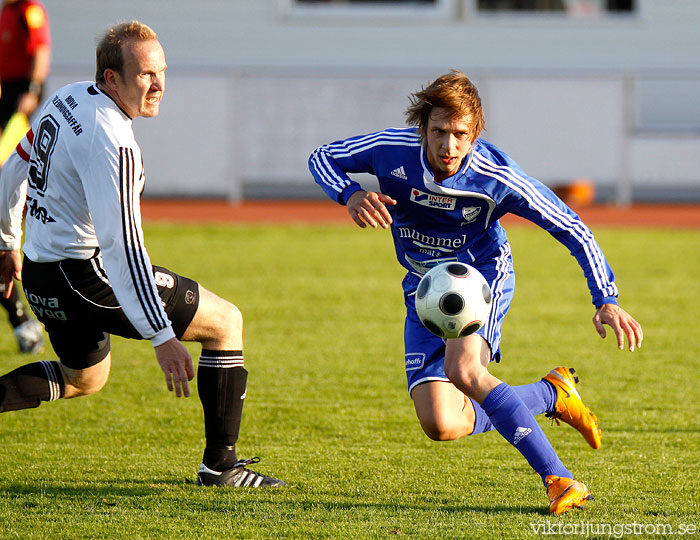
[182,291,244,349]
[444,361,486,398]
[203,299,243,350]
[420,417,469,441]
[217,301,243,338]
[72,372,108,396]
[61,362,110,397]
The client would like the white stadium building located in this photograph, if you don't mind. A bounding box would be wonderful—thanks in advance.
[45,0,700,203]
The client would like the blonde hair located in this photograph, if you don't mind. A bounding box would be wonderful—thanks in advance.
[95,21,158,84]
[405,70,485,141]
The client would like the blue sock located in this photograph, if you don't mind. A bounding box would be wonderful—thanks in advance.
[480,382,572,484]
[470,397,494,434]
[470,380,557,435]
[515,379,557,416]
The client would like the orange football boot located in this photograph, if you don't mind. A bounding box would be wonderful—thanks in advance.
[544,367,602,449]
[545,475,593,515]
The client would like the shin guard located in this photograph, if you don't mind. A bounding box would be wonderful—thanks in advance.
[197,350,247,471]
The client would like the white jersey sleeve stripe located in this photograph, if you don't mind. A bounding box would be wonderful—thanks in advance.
[325,131,420,158]
[313,148,351,194]
[310,130,421,195]
[474,153,596,243]
[119,147,167,333]
[485,243,513,343]
[474,155,614,297]
[471,153,617,298]
[329,138,422,159]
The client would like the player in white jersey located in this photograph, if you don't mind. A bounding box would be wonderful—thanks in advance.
[309,71,643,514]
[0,21,284,488]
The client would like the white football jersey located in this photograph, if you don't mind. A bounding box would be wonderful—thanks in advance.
[0,81,175,345]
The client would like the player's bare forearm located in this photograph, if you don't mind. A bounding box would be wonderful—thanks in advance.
[31,45,51,84]
[16,92,40,117]
[18,46,51,117]
[346,190,396,229]
[0,250,22,298]
[592,303,644,352]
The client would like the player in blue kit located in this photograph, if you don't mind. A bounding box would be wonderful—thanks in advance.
[309,71,643,515]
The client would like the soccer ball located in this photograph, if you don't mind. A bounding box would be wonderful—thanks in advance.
[415,262,492,339]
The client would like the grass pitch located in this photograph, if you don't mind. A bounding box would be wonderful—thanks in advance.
[0,222,698,539]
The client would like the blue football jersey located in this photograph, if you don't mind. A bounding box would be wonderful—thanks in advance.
[309,127,618,308]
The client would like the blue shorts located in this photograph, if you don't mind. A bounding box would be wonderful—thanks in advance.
[402,244,515,395]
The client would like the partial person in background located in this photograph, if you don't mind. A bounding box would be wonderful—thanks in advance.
[0,0,50,132]
[0,0,50,353]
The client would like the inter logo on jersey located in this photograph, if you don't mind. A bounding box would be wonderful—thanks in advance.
[410,189,456,210]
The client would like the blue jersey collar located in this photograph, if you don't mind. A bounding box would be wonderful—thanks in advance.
[420,144,475,184]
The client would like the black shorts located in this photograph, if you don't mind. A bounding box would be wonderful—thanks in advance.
[21,255,200,370]
[0,79,34,128]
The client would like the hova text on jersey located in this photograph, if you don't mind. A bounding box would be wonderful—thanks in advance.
[51,96,83,136]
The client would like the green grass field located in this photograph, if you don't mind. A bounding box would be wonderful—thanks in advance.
[1,222,698,539]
